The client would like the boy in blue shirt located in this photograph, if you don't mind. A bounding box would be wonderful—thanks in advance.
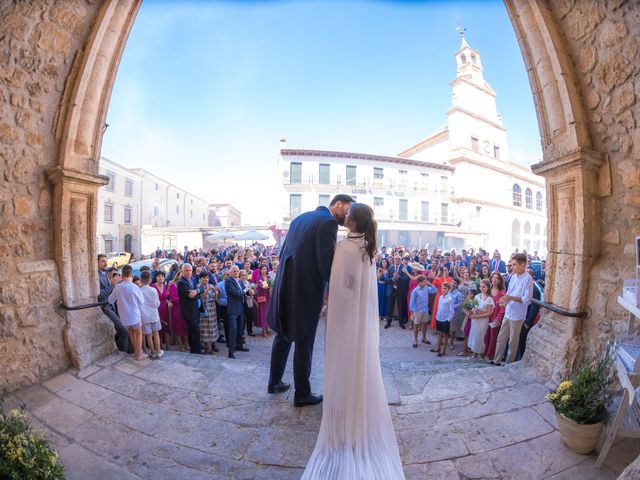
[409,275,437,348]
[431,282,455,357]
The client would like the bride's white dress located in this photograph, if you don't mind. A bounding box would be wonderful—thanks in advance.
[301,235,405,480]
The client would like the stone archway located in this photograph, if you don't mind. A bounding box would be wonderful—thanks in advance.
[0,0,638,394]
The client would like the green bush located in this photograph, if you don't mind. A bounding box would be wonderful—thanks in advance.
[546,346,614,425]
[0,402,64,480]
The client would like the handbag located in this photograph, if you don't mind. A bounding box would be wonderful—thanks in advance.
[256,295,267,303]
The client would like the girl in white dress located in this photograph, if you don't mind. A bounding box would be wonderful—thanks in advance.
[301,203,405,480]
[468,279,494,357]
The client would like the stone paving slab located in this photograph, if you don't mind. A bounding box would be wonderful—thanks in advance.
[2,322,638,479]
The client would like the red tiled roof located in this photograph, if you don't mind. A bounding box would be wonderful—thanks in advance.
[281,149,454,171]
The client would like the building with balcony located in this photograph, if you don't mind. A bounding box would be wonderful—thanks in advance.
[276,33,547,254]
[398,33,547,254]
[277,146,458,248]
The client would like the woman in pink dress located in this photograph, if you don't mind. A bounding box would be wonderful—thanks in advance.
[483,272,506,360]
[153,272,171,349]
[255,266,272,338]
[168,271,188,352]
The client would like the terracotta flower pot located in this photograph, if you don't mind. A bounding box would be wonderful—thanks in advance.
[556,413,604,454]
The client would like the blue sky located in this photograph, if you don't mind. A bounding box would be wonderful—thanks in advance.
[102,0,541,224]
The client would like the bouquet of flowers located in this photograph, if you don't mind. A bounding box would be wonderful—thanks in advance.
[260,279,273,289]
[461,297,478,311]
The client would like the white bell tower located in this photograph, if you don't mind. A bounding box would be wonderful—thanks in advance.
[447,28,508,162]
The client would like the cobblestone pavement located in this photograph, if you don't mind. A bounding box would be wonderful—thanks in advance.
[3,322,639,479]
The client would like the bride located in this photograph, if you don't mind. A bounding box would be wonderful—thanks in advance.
[301,203,405,479]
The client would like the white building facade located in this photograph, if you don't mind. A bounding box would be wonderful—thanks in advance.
[277,145,459,248]
[276,34,547,255]
[398,35,547,255]
[97,159,141,256]
[97,158,209,257]
[208,204,242,227]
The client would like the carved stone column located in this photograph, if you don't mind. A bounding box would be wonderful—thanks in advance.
[525,149,605,381]
[505,0,608,382]
[47,166,116,368]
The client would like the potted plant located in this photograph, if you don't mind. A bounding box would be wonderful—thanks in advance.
[0,402,64,479]
[546,347,614,454]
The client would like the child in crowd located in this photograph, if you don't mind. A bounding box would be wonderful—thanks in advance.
[108,265,146,360]
[409,275,437,348]
[457,287,478,357]
[431,282,454,357]
[139,270,164,359]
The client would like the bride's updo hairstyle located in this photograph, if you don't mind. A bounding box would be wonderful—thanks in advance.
[348,203,378,264]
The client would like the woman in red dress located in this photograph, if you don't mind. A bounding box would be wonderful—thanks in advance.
[168,271,188,352]
[153,272,171,349]
[430,266,453,329]
[483,272,506,360]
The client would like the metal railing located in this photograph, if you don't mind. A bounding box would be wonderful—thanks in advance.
[60,301,108,311]
[530,298,588,319]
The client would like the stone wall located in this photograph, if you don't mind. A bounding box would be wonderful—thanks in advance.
[515,0,640,380]
[555,0,640,358]
[0,1,106,394]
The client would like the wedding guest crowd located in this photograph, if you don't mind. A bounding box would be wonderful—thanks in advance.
[374,245,545,365]
[100,238,544,365]
[98,242,279,359]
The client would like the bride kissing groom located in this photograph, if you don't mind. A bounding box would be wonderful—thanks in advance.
[267,195,405,479]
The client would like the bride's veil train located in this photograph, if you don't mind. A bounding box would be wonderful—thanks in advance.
[301,234,405,480]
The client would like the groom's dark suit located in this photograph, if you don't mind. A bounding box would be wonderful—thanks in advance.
[268,206,338,399]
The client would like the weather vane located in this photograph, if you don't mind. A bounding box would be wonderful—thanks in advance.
[455,22,466,38]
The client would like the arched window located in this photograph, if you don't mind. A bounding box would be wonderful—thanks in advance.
[512,184,522,206]
[536,191,543,211]
[471,54,477,64]
[524,221,531,251]
[460,54,466,64]
[534,223,541,236]
[512,219,520,250]
[525,188,533,209]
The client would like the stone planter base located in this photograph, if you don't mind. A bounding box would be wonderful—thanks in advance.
[556,413,604,454]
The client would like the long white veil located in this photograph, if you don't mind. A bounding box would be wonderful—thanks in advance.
[301,235,405,479]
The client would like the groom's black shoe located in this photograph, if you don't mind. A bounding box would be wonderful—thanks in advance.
[294,393,323,407]
[384,320,391,329]
[267,382,291,394]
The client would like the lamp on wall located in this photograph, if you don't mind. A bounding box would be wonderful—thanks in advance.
[102,123,109,134]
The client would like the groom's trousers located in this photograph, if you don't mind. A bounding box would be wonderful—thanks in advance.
[268,320,319,398]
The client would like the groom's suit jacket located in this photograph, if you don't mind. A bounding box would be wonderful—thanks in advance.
[267,206,338,342]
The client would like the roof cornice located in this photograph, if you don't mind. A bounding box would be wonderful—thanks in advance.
[280,149,455,172]
[397,129,449,158]
[447,106,506,132]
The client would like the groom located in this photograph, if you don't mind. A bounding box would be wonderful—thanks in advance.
[267,194,354,407]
